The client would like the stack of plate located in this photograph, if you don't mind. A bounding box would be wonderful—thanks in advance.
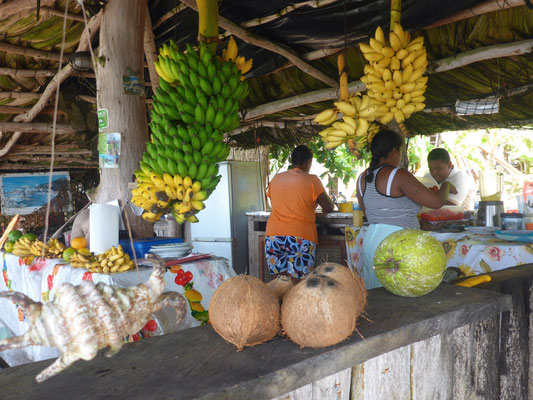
[148,242,193,258]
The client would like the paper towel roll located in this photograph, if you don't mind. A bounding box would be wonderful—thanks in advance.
[90,204,119,254]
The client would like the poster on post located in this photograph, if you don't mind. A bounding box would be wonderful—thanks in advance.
[98,132,121,168]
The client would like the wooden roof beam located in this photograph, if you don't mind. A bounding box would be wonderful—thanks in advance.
[0,122,75,134]
[0,105,67,115]
[0,67,95,79]
[180,0,338,88]
[40,6,85,22]
[425,0,525,29]
[0,42,66,63]
[0,92,41,99]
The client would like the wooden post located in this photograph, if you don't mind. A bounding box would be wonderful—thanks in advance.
[93,0,153,238]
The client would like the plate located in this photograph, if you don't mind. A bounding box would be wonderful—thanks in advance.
[149,249,192,258]
[150,243,192,249]
[494,230,533,243]
[465,226,497,235]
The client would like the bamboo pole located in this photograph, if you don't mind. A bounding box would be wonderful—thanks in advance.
[0,42,66,63]
[180,0,338,87]
[153,3,188,28]
[425,0,525,29]
[144,7,159,91]
[0,122,75,134]
[240,38,533,122]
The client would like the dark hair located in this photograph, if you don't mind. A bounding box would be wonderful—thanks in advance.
[291,145,313,166]
[365,130,403,183]
[427,148,451,164]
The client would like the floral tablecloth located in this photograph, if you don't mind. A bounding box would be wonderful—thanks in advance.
[0,252,235,367]
[345,226,533,288]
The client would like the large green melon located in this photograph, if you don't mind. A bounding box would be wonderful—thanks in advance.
[373,229,446,297]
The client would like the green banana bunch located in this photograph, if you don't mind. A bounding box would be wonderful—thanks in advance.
[133,39,249,224]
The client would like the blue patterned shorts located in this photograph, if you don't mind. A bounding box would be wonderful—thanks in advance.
[265,235,317,279]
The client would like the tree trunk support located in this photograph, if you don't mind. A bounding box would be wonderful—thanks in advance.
[94,0,153,239]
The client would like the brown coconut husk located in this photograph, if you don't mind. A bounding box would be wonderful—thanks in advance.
[266,275,296,302]
[281,273,365,348]
[208,275,280,350]
[312,262,367,315]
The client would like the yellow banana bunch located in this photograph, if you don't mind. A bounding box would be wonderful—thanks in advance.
[222,36,253,77]
[70,245,134,274]
[359,24,428,124]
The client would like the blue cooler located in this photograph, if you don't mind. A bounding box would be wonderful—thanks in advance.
[119,237,184,259]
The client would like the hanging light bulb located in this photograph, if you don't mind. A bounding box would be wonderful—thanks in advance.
[68,52,93,71]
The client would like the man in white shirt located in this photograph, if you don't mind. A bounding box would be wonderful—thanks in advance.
[426,148,476,210]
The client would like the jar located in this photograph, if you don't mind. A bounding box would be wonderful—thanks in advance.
[525,214,533,230]
[353,203,363,227]
[500,213,524,230]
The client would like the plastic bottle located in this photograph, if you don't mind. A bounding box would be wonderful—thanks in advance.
[337,192,346,203]
[353,202,363,227]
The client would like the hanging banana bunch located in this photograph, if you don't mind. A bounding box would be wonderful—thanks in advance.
[359,24,428,124]
[314,93,380,150]
[132,37,252,224]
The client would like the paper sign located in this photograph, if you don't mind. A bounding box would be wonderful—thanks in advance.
[98,132,121,168]
[97,108,109,131]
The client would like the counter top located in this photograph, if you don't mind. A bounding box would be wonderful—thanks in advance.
[246,211,353,219]
[0,281,512,400]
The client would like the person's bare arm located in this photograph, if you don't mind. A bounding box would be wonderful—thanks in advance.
[397,169,457,209]
[356,175,366,215]
[317,192,335,213]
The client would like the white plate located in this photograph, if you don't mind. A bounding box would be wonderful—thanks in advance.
[150,243,192,249]
[149,249,192,258]
[464,226,497,235]
[494,230,533,243]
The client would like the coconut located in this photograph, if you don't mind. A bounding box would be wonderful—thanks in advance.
[266,275,295,302]
[373,229,446,297]
[311,262,367,313]
[208,275,280,350]
[281,273,364,348]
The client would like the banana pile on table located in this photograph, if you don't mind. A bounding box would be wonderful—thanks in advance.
[70,245,134,274]
[314,93,380,150]
[12,237,66,258]
[359,24,427,124]
[132,37,251,224]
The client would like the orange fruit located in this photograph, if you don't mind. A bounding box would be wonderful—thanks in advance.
[63,247,77,262]
[71,237,87,250]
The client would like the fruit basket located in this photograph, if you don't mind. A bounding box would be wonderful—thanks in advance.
[419,205,464,222]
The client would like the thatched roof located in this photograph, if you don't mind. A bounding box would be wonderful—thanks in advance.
[0,0,531,166]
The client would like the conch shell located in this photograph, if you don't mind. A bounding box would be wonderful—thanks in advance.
[0,254,186,382]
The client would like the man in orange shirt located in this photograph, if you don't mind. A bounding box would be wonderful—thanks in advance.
[265,145,334,282]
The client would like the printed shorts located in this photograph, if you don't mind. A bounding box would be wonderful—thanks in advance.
[265,235,317,279]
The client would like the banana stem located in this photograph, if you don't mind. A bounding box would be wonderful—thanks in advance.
[373,263,396,271]
[196,0,219,55]
[390,0,401,33]
[337,54,348,102]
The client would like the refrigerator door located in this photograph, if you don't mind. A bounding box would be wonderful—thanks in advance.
[229,161,264,274]
[190,162,232,239]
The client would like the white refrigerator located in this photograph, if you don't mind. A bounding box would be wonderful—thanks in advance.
[190,161,264,274]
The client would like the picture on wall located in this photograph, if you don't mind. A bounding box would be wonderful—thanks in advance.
[0,172,72,215]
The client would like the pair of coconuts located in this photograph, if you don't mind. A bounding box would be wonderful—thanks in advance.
[208,262,367,350]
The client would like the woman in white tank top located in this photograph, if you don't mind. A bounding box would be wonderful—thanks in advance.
[355,130,457,289]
